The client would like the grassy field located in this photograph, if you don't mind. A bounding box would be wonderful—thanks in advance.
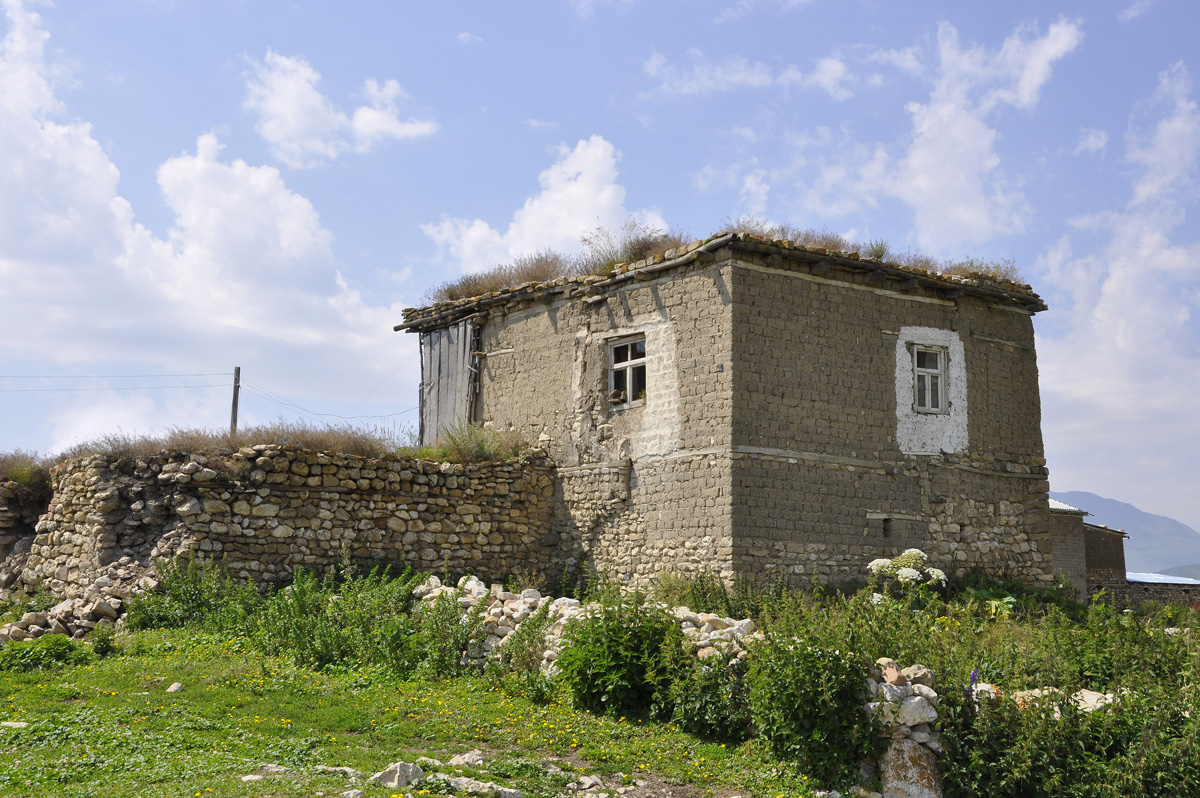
[0,628,817,798]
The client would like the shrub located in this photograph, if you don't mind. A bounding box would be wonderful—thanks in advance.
[90,622,119,658]
[0,634,92,671]
[413,590,486,679]
[670,651,751,741]
[556,592,683,720]
[651,571,787,621]
[124,559,261,631]
[940,685,1200,797]
[254,567,423,673]
[747,640,879,788]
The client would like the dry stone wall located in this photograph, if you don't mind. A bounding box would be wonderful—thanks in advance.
[17,447,556,597]
[0,480,46,589]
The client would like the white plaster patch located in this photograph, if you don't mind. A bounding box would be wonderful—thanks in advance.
[894,326,968,455]
[631,321,681,459]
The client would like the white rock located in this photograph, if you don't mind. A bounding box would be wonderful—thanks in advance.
[370,760,424,787]
[896,696,939,726]
[1,721,28,728]
[449,749,486,766]
[166,682,183,693]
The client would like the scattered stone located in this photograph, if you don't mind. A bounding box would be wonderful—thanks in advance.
[341,791,364,798]
[370,760,425,788]
[241,775,264,782]
[166,682,183,693]
[258,763,290,774]
[316,765,363,780]
[1,721,28,728]
[449,749,486,767]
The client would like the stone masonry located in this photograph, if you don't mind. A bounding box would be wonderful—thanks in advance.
[15,447,556,596]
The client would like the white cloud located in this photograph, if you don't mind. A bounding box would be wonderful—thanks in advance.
[244,50,436,168]
[422,135,664,273]
[642,49,774,97]
[0,2,417,447]
[1072,127,1109,155]
[740,170,770,215]
[525,118,558,129]
[643,49,854,100]
[714,0,814,23]
[788,19,1083,253]
[1037,62,1200,530]
[779,56,853,100]
[1118,0,1158,22]
[456,32,482,44]
[868,45,925,76]
[569,0,630,19]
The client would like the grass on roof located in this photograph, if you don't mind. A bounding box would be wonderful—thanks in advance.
[423,217,1027,306]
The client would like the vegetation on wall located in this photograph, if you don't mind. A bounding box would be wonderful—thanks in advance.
[0,420,527,482]
[422,216,1027,305]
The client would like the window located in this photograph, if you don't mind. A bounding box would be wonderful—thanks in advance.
[913,346,947,413]
[608,337,646,407]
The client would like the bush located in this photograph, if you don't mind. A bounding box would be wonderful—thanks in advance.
[124,559,261,631]
[413,590,486,679]
[747,640,879,788]
[556,592,683,720]
[0,634,92,672]
[254,567,423,673]
[671,651,751,741]
[940,686,1200,797]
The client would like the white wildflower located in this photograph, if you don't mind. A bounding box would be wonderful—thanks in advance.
[926,568,947,586]
[868,558,893,575]
[896,567,921,585]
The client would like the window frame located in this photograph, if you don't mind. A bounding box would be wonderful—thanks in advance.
[607,335,647,409]
[912,344,948,414]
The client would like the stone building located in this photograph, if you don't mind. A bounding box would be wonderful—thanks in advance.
[397,232,1056,586]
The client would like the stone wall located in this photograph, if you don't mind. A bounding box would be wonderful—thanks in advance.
[0,480,47,589]
[18,447,557,597]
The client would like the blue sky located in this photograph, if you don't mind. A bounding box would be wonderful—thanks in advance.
[1,0,1198,532]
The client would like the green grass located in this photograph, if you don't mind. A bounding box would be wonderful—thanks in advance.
[0,628,819,798]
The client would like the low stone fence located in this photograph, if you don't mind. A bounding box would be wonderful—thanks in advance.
[18,447,557,598]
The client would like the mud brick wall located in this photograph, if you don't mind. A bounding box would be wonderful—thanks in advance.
[1049,510,1089,598]
[476,258,737,583]
[20,448,557,595]
[727,249,1053,586]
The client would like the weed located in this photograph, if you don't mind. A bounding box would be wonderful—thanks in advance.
[748,639,879,788]
[556,591,682,720]
[124,558,261,631]
[0,634,92,671]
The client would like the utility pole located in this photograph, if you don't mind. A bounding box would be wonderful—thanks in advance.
[230,366,241,436]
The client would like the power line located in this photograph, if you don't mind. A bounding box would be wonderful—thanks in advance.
[0,384,227,393]
[241,380,417,421]
[0,373,229,379]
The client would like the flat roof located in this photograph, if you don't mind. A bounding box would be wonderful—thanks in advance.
[396,232,1047,334]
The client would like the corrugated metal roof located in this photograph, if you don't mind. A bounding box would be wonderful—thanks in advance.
[1049,498,1086,513]
[1127,572,1200,585]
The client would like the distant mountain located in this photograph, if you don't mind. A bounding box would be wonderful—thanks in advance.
[1050,491,1200,574]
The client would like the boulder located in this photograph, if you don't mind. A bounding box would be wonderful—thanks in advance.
[881,738,943,798]
[370,760,424,788]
